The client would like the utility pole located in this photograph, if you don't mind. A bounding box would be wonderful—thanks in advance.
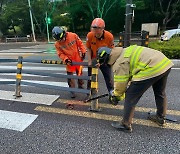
[46,12,50,43]
[124,0,135,47]
[28,0,36,42]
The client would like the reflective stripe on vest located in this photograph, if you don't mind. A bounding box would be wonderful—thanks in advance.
[133,57,171,78]
[114,45,143,83]
[130,46,144,75]
[114,75,129,82]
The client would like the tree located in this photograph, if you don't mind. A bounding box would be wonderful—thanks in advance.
[85,0,120,19]
[0,0,30,35]
[158,0,180,30]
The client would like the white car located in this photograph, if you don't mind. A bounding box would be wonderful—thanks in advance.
[161,28,180,41]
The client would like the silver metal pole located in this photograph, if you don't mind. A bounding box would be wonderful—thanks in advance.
[28,0,36,42]
[124,0,132,47]
[46,11,50,43]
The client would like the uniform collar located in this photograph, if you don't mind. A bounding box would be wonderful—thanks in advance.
[95,30,105,40]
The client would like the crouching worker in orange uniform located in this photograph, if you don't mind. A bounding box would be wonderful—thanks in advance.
[52,26,86,98]
[97,46,173,133]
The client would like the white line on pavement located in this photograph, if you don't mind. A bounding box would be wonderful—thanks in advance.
[0,110,38,132]
[0,78,68,87]
[0,90,59,105]
[0,66,88,71]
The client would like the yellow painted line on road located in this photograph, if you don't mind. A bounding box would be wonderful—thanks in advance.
[57,99,180,116]
[35,106,180,131]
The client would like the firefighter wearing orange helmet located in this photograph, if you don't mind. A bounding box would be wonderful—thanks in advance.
[52,26,86,98]
[85,18,114,101]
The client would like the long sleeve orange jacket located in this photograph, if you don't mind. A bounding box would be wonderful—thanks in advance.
[55,32,86,72]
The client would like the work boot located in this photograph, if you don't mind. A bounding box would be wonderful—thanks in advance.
[70,92,76,98]
[148,112,166,127]
[111,121,132,133]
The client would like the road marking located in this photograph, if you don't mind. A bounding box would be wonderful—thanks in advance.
[35,106,180,131]
[0,66,88,71]
[172,68,180,70]
[58,99,180,116]
[0,66,67,71]
[0,110,38,132]
[0,78,68,87]
[0,49,44,53]
[0,90,59,105]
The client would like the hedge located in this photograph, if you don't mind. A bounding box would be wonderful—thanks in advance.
[148,37,180,59]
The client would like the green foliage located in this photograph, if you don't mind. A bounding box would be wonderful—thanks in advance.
[0,0,180,39]
[149,37,180,59]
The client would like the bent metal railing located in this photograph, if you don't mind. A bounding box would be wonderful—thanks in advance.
[0,56,100,111]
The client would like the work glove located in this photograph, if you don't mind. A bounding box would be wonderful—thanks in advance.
[109,90,125,106]
[65,59,72,65]
[81,53,86,60]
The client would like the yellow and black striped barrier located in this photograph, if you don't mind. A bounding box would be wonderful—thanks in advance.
[15,56,23,97]
[89,61,100,111]
[41,60,63,64]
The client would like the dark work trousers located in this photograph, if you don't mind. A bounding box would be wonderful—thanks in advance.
[67,69,84,93]
[122,68,171,125]
[86,64,114,93]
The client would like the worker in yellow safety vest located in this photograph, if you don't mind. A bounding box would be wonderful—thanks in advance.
[97,45,173,133]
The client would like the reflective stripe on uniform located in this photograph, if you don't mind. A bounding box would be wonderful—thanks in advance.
[133,57,171,78]
[78,66,83,76]
[114,75,129,82]
[123,45,136,58]
[130,46,144,75]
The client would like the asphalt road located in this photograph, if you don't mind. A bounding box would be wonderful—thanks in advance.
[0,42,179,154]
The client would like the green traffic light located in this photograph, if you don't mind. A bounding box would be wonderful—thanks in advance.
[47,17,51,24]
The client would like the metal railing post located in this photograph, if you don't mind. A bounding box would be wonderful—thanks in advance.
[89,60,100,111]
[15,56,23,98]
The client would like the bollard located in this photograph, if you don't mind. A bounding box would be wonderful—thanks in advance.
[89,60,100,111]
[15,56,23,98]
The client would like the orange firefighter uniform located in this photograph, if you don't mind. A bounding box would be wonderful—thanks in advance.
[54,32,86,96]
[55,32,86,72]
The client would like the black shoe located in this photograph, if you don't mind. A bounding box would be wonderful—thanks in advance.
[111,121,132,133]
[70,92,76,98]
[148,112,166,127]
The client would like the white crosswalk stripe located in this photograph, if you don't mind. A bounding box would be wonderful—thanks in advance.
[0,65,88,71]
[0,110,38,132]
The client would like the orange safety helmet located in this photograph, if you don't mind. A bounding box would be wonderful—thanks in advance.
[91,18,105,28]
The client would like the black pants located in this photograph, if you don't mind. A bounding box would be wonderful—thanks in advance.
[87,64,113,93]
[67,69,84,90]
[122,69,171,125]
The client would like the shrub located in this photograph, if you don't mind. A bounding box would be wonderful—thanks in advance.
[149,37,180,59]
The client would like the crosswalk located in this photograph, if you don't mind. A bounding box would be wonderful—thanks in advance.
[0,45,84,131]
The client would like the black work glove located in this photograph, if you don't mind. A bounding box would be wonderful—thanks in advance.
[109,95,120,106]
[81,53,86,60]
[65,59,72,65]
[109,90,125,106]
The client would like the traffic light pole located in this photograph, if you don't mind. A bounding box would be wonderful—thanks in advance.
[46,12,50,43]
[27,0,36,42]
[124,0,133,47]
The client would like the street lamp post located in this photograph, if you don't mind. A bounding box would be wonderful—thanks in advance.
[27,0,36,42]
[46,11,50,43]
[124,0,133,47]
